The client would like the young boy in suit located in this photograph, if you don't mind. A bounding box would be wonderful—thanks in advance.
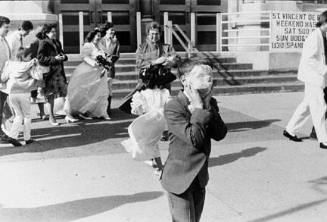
[162,58,227,222]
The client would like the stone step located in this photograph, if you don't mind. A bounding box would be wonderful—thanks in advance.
[110,75,298,90]
[64,70,297,81]
[65,57,237,66]
[65,58,137,66]
[110,81,304,98]
[211,81,304,95]
[64,62,254,74]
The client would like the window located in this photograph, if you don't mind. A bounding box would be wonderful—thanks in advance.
[102,0,129,3]
[62,12,91,25]
[160,0,185,5]
[160,12,185,25]
[197,0,221,5]
[197,13,216,25]
[101,11,130,25]
[61,0,89,3]
[115,31,130,45]
[197,31,216,44]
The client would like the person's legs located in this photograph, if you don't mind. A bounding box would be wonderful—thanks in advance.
[107,78,113,116]
[7,94,23,146]
[20,94,32,141]
[192,187,206,222]
[285,86,311,135]
[46,94,58,125]
[167,190,196,222]
[0,91,8,137]
[307,85,327,143]
[63,97,78,123]
[37,103,45,119]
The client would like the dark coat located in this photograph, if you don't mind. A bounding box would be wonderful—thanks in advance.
[37,38,68,83]
[161,91,227,194]
[37,38,68,97]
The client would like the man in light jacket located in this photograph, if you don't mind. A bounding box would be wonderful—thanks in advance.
[7,20,33,60]
[284,11,327,149]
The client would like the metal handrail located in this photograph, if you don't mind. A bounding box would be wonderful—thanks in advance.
[174,24,197,50]
[165,24,198,57]
[165,23,232,82]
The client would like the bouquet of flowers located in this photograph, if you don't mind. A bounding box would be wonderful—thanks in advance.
[95,55,112,71]
[96,55,112,78]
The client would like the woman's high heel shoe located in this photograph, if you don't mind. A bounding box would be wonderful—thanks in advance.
[49,117,59,126]
[65,116,78,123]
[102,115,111,120]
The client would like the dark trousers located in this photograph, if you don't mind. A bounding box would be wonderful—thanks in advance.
[0,91,8,135]
[167,178,206,222]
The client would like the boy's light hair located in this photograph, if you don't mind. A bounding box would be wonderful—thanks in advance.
[177,58,213,79]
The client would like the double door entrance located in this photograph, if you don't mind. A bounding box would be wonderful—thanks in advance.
[54,0,137,53]
[54,0,225,53]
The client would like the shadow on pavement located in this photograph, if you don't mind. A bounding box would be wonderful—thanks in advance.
[247,198,327,222]
[309,176,327,195]
[0,109,135,156]
[209,147,266,167]
[0,191,163,222]
[226,119,281,132]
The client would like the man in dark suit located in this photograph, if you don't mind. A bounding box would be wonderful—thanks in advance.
[162,58,227,222]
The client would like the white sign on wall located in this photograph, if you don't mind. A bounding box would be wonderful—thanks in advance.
[271,11,319,51]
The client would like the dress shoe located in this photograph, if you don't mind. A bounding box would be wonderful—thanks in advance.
[283,130,302,142]
[7,137,22,147]
[25,139,35,145]
[320,143,327,149]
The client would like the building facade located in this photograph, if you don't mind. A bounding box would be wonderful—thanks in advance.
[53,0,227,53]
[1,0,327,54]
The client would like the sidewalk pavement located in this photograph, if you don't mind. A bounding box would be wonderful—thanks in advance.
[0,92,327,222]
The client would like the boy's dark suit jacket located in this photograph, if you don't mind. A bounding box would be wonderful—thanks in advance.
[161,91,227,195]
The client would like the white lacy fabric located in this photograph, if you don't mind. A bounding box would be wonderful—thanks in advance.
[122,88,170,160]
[130,88,170,115]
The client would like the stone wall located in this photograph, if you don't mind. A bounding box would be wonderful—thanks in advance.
[0,0,57,47]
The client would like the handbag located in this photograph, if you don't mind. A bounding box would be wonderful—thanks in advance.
[30,63,50,80]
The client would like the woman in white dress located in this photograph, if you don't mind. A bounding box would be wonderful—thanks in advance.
[67,30,110,119]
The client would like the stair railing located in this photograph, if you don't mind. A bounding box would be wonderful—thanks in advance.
[165,22,239,85]
[164,23,198,58]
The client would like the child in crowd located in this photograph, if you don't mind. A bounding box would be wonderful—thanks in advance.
[122,87,169,176]
[1,47,39,146]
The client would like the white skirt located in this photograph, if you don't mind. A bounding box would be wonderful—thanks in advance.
[122,88,170,160]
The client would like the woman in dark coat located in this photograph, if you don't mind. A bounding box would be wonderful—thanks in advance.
[37,24,77,125]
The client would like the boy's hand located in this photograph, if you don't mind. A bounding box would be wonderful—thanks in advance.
[187,85,203,110]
